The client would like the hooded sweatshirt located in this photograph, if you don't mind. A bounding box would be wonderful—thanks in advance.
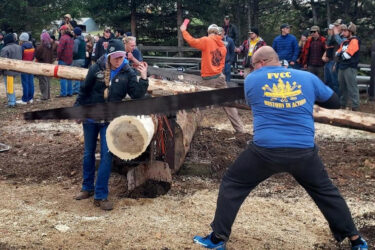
[21,41,35,61]
[73,35,86,60]
[182,30,226,77]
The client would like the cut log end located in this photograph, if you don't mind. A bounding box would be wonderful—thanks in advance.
[106,115,157,160]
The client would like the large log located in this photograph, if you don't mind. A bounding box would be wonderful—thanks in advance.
[0,58,211,95]
[2,58,375,133]
[313,106,375,133]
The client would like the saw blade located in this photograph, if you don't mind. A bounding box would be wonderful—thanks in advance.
[24,87,245,121]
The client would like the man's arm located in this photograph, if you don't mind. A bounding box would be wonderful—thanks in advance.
[180,24,207,51]
[315,92,340,109]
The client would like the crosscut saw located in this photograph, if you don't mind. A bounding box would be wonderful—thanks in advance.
[24,87,246,121]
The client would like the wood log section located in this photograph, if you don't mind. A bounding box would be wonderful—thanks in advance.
[0,58,211,96]
[106,115,157,161]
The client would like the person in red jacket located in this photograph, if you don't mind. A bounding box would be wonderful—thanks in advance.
[180,23,245,133]
[300,26,326,81]
[57,25,74,97]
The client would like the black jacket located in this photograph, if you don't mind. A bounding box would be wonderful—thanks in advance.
[223,23,239,46]
[75,55,148,106]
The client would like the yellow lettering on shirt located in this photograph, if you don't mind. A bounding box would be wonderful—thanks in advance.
[267,72,291,79]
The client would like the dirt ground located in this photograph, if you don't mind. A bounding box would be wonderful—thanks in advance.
[0,79,375,249]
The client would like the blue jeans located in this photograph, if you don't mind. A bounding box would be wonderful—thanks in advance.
[82,121,112,200]
[3,76,16,106]
[324,61,339,96]
[58,60,72,96]
[21,73,34,102]
[224,62,232,82]
[72,59,85,94]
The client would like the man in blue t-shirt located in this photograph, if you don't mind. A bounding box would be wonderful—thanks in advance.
[192,46,368,250]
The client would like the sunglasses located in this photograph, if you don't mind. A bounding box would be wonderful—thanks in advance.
[310,31,318,33]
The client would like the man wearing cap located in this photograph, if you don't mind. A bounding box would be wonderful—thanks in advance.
[57,25,74,97]
[93,27,113,62]
[300,25,326,81]
[74,39,149,211]
[235,27,266,76]
[222,15,239,46]
[336,22,361,111]
[72,27,86,95]
[60,14,77,31]
[333,19,347,45]
[272,24,299,68]
[180,23,245,133]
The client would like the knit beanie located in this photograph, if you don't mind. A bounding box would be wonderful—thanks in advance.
[4,33,15,45]
[19,32,30,42]
[41,32,51,46]
[73,27,82,36]
[107,39,126,58]
[248,27,259,36]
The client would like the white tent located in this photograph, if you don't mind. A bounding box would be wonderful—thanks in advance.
[51,17,99,33]
[75,17,99,32]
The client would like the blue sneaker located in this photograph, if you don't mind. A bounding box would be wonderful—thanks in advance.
[352,237,368,250]
[193,232,226,249]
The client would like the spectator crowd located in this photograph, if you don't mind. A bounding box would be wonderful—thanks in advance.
[222,16,361,111]
[0,14,362,111]
[0,13,143,108]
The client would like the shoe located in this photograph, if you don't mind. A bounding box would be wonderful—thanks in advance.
[28,99,33,104]
[75,190,94,200]
[16,100,27,105]
[352,237,368,250]
[352,107,359,111]
[193,232,226,249]
[94,199,113,211]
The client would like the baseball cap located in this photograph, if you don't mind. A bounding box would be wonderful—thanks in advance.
[280,24,291,30]
[310,25,320,32]
[333,19,342,26]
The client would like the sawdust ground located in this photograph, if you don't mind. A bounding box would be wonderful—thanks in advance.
[0,78,375,249]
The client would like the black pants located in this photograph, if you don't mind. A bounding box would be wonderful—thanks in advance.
[211,143,358,242]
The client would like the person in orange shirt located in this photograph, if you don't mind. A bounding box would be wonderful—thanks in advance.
[335,22,360,111]
[180,23,245,133]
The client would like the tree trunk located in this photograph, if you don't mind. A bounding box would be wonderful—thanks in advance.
[252,0,259,28]
[311,0,318,25]
[130,0,137,37]
[177,0,184,57]
[247,0,252,29]
[326,0,331,26]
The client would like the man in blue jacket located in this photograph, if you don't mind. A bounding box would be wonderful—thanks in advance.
[272,24,299,68]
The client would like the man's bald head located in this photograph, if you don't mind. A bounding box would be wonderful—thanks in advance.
[251,46,280,69]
